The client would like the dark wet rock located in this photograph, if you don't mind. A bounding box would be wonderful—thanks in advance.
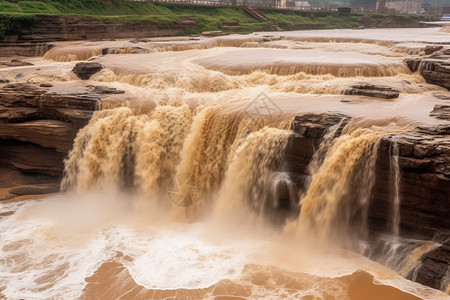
[0,164,57,188]
[405,51,450,90]
[72,62,103,80]
[39,83,53,88]
[370,130,450,240]
[88,85,125,95]
[430,104,450,120]
[130,38,150,43]
[0,140,65,176]
[424,45,444,55]
[412,234,450,291]
[286,113,350,195]
[344,83,399,99]
[0,83,100,180]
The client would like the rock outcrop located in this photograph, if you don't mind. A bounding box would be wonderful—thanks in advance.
[344,83,400,99]
[72,62,103,80]
[285,113,350,195]
[412,233,450,292]
[285,112,449,241]
[430,104,450,120]
[0,83,100,186]
[405,49,450,90]
[0,15,197,56]
[284,110,449,292]
[372,126,450,239]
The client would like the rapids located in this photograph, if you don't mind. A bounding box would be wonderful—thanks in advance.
[0,27,449,299]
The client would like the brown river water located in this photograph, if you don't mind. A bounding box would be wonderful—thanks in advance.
[0,27,449,299]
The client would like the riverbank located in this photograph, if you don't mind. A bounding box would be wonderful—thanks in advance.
[0,0,437,57]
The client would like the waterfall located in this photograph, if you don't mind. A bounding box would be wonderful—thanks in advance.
[390,137,401,238]
[285,124,405,247]
[61,106,193,196]
[62,106,292,218]
[213,127,293,221]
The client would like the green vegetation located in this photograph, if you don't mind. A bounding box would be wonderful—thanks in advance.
[262,9,428,30]
[0,13,35,39]
[0,0,433,40]
[0,0,269,38]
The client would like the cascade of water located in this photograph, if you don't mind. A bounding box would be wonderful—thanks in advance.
[378,137,403,267]
[390,137,401,238]
[61,106,192,196]
[285,124,405,247]
[213,127,292,221]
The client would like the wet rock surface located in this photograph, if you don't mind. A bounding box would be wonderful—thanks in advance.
[72,62,103,80]
[286,113,350,194]
[0,83,102,191]
[372,129,450,239]
[285,110,450,292]
[412,232,450,292]
[344,83,400,99]
[405,49,450,90]
[9,183,60,196]
[430,104,450,120]
[88,85,125,94]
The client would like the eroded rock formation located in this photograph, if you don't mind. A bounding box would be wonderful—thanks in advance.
[0,83,101,196]
[284,109,449,293]
[405,49,450,90]
[344,83,400,99]
[72,62,104,80]
[0,15,197,56]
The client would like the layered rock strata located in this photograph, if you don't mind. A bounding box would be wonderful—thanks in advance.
[0,83,101,196]
[285,111,449,292]
[405,49,450,90]
[0,15,197,56]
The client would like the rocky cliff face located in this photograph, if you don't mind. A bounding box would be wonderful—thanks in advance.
[284,110,449,293]
[0,83,100,197]
[405,49,450,90]
[285,111,449,241]
[372,126,450,239]
[0,15,197,56]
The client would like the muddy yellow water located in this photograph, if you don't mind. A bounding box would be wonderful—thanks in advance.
[0,27,449,299]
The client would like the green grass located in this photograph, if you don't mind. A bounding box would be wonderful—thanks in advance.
[0,0,433,39]
[261,9,427,30]
[0,0,270,37]
[0,13,35,39]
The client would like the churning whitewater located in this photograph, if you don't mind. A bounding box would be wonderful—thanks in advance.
[0,27,449,299]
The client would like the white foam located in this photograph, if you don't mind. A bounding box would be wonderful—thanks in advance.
[0,196,262,298]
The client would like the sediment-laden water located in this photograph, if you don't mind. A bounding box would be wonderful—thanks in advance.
[0,27,449,299]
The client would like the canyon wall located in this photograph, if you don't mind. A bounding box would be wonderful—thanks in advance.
[285,112,450,241]
[0,15,197,56]
[0,83,99,197]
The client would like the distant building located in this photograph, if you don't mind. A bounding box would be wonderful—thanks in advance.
[377,0,421,13]
[294,1,310,8]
